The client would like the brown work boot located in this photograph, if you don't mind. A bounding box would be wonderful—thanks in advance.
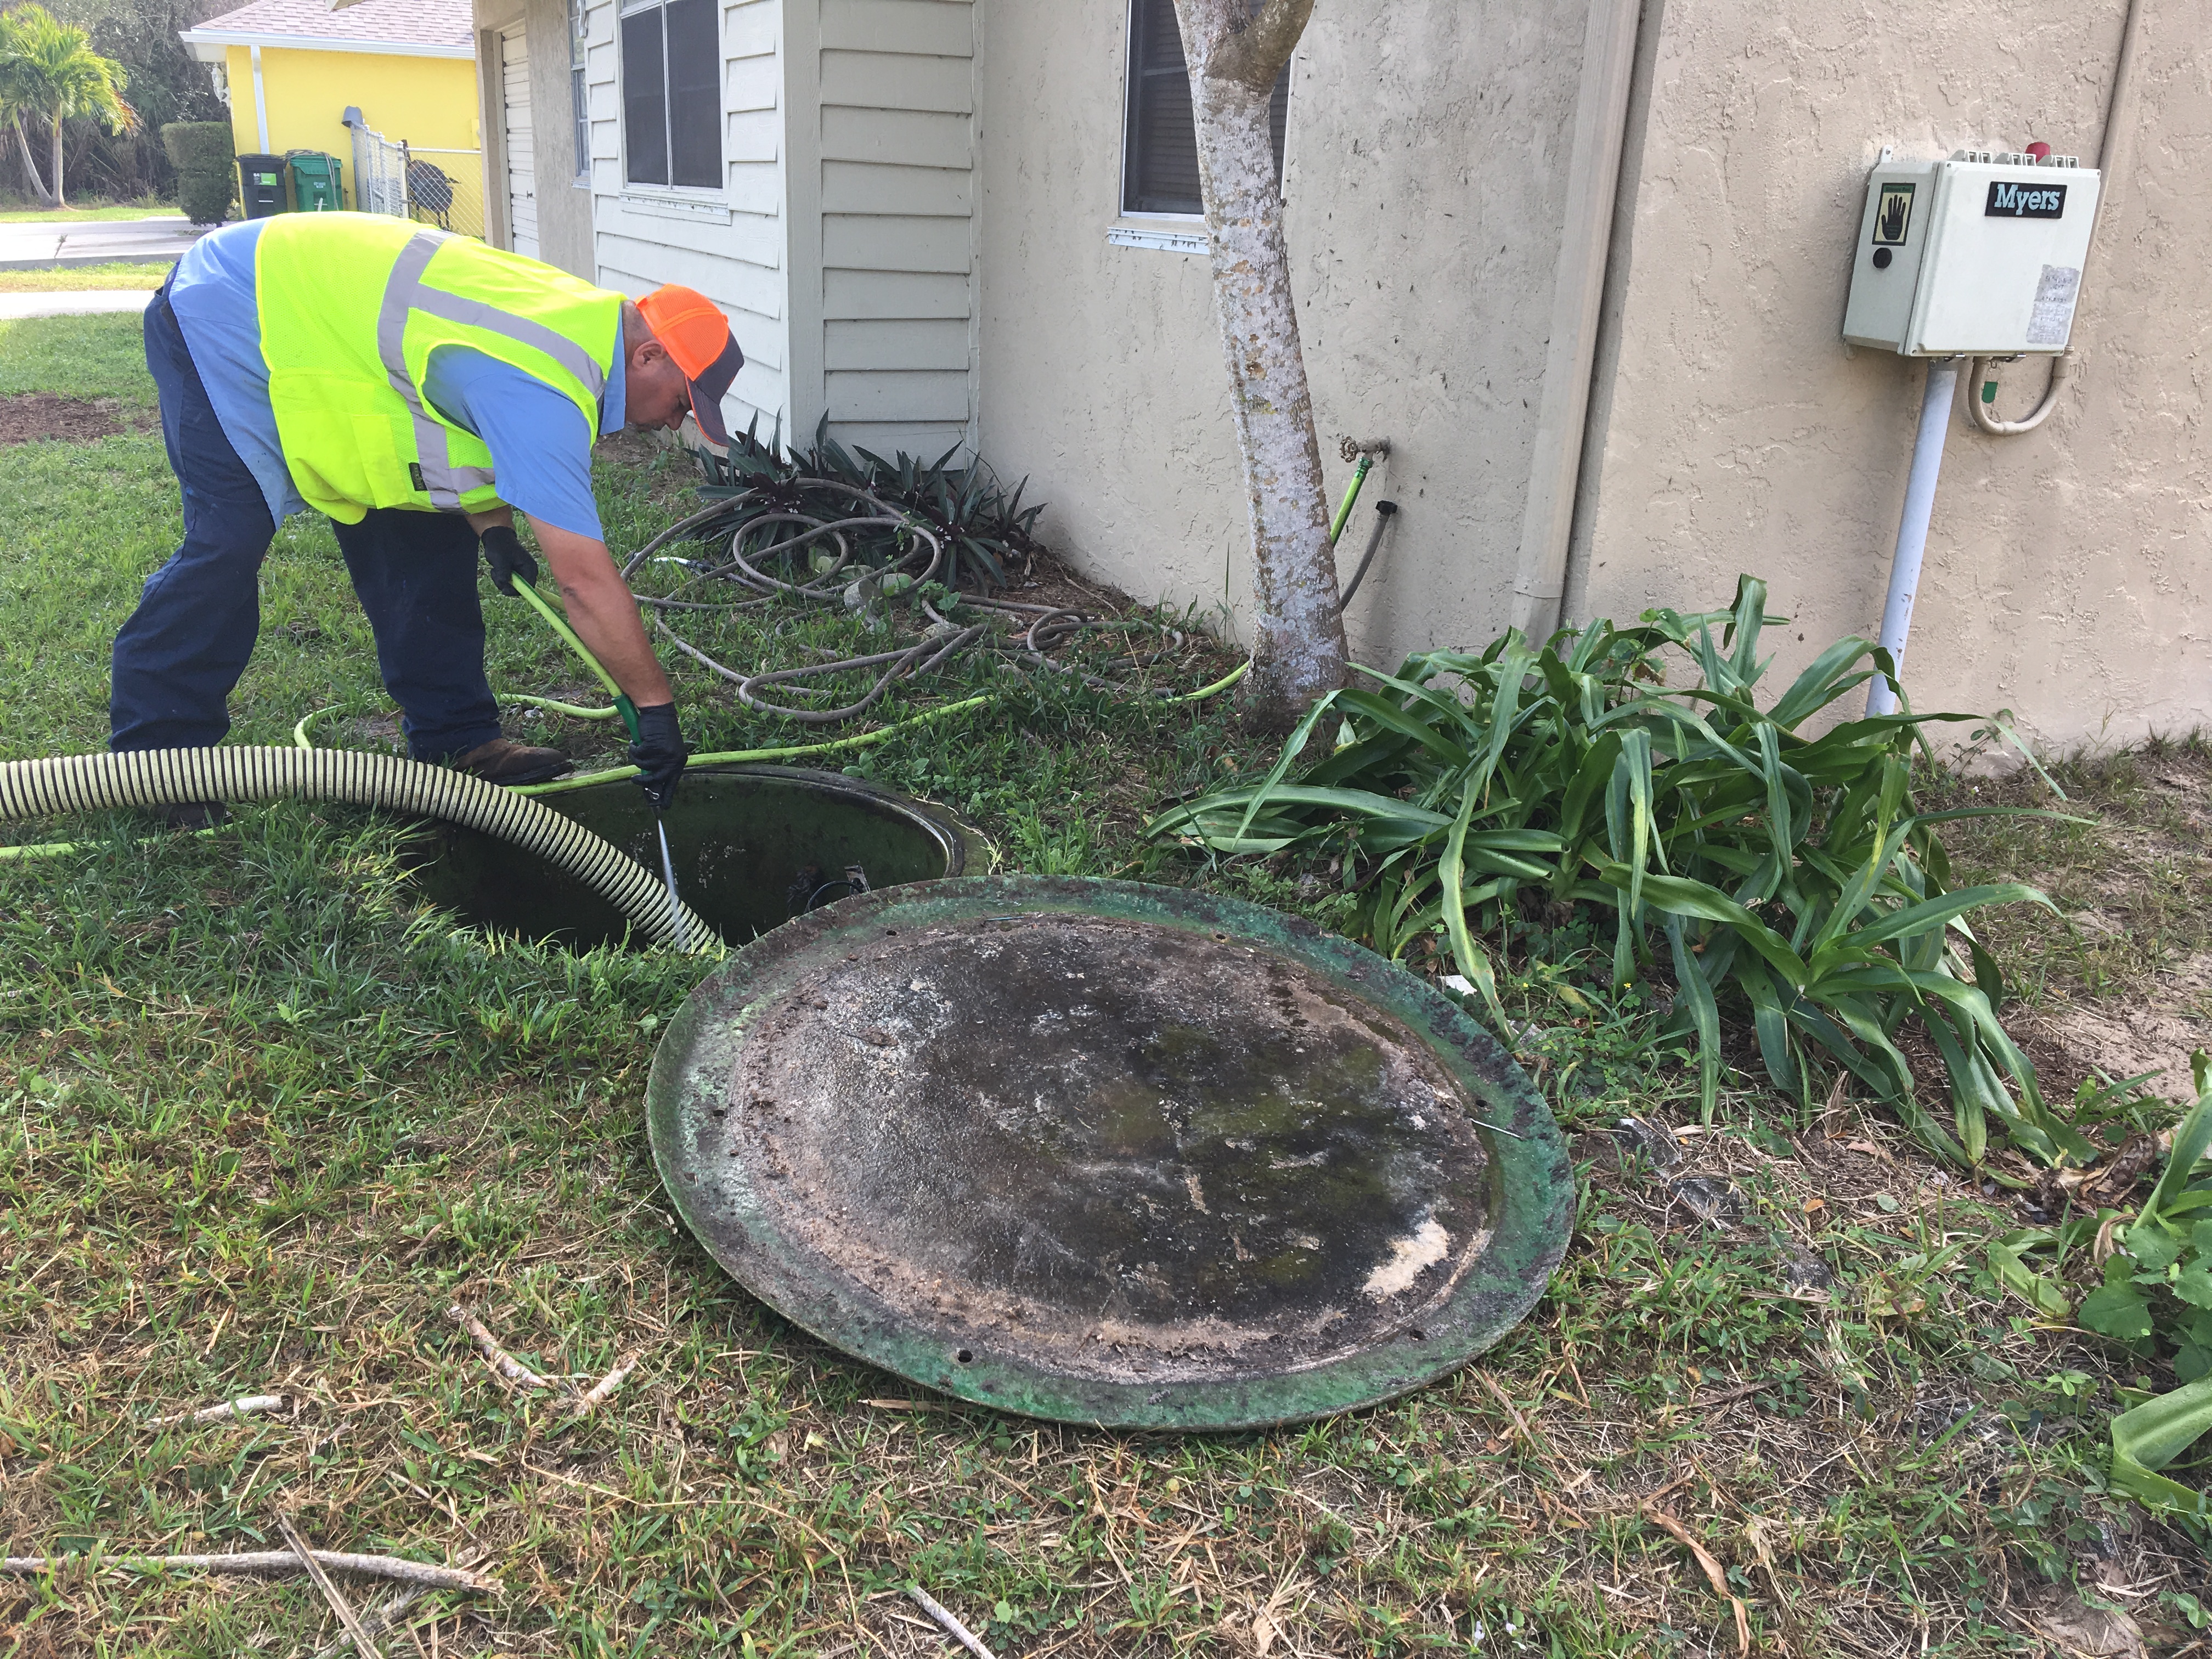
[450,737,574,787]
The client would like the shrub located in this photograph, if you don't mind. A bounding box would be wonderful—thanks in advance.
[1150,576,2091,1173]
[160,121,233,225]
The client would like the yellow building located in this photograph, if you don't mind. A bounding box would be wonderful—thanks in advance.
[182,0,485,234]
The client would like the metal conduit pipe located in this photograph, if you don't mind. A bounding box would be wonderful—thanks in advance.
[0,747,715,951]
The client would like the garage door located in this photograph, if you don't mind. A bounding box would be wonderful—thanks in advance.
[500,25,538,259]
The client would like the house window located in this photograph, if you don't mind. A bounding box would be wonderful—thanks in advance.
[569,0,589,180]
[1121,0,1289,217]
[619,0,720,189]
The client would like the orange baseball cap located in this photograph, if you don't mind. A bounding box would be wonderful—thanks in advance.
[637,284,743,447]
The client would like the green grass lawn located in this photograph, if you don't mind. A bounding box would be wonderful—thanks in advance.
[2,313,2205,1656]
[0,201,182,223]
[0,259,173,293]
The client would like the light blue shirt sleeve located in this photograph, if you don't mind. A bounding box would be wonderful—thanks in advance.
[421,323,624,540]
[165,218,307,524]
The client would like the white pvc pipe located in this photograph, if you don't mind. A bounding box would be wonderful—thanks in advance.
[1867,358,1960,718]
[250,44,269,153]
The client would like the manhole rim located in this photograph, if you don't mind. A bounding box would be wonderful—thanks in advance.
[648,875,1572,1430]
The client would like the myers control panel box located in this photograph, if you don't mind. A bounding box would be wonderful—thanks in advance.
[1843,151,2101,356]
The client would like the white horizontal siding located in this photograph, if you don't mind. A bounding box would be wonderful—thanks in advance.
[822,214,969,273]
[825,317,968,370]
[820,106,970,170]
[823,268,968,321]
[819,0,969,55]
[822,159,968,217]
[581,0,792,442]
[813,0,975,453]
[825,369,970,422]
[819,49,971,114]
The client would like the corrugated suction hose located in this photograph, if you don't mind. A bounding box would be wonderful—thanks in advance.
[0,747,715,952]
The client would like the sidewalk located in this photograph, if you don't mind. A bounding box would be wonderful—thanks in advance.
[0,216,200,272]
[0,290,154,320]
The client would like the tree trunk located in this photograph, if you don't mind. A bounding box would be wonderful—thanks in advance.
[13,119,59,210]
[1171,0,1347,731]
[49,116,66,209]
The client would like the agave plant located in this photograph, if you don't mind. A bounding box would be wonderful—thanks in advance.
[691,415,1043,592]
[1150,576,2094,1173]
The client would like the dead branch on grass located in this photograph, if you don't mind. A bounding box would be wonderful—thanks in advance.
[2,1550,499,1595]
[566,1353,640,1417]
[148,1392,292,1428]
[448,1304,572,1396]
[277,1513,383,1658]
[906,1585,1001,1659]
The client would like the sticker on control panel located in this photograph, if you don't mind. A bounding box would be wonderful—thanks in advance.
[2027,264,2082,347]
[1987,180,2068,218]
[1872,182,1915,245]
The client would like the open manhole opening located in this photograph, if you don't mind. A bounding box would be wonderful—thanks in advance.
[405,764,983,950]
[649,876,1573,1429]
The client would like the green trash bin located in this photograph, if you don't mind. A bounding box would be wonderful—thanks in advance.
[286,151,343,212]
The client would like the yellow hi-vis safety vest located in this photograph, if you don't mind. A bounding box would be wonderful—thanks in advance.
[255,212,622,522]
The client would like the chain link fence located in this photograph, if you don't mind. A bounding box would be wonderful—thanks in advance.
[345,116,486,240]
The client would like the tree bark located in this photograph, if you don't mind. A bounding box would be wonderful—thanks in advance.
[1171,0,1347,731]
[12,119,59,210]
[49,115,66,208]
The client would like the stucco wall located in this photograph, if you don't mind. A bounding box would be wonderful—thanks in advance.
[974,0,1587,656]
[1568,0,2209,749]
[225,44,480,218]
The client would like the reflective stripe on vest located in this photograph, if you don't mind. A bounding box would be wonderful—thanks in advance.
[257,214,620,521]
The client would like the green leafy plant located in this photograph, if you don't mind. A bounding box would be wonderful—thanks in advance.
[690,415,1044,592]
[1982,1057,2212,1528]
[1150,576,2089,1172]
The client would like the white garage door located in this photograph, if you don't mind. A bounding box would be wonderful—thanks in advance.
[500,26,538,259]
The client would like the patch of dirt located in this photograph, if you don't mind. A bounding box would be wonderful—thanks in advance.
[2023,980,2211,1105]
[0,392,124,445]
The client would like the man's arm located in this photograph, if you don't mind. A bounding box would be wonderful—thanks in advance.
[526,518,675,708]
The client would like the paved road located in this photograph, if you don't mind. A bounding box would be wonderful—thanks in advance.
[0,290,156,320]
[0,216,201,271]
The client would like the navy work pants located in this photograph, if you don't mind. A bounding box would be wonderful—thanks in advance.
[110,286,503,761]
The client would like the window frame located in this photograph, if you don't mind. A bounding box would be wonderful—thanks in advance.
[1118,0,1291,222]
[616,0,723,196]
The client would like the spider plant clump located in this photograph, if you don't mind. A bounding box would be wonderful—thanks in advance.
[692,415,1045,592]
[1150,577,2094,1174]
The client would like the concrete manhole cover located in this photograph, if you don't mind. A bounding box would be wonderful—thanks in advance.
[648,877,1571,1428]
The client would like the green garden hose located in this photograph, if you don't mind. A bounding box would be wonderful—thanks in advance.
[0,747,714,951]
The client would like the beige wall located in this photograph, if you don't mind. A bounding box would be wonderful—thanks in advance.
[975,0,1587,650]
[1570,0,2209,749]
[978,0,2208,751]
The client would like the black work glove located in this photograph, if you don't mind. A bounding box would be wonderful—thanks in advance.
[630,702,688,814]
[480,524,538,596]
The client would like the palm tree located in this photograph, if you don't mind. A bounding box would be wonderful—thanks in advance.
[0,5,134,210]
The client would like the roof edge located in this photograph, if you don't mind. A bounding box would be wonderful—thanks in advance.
[178,27,473,59]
